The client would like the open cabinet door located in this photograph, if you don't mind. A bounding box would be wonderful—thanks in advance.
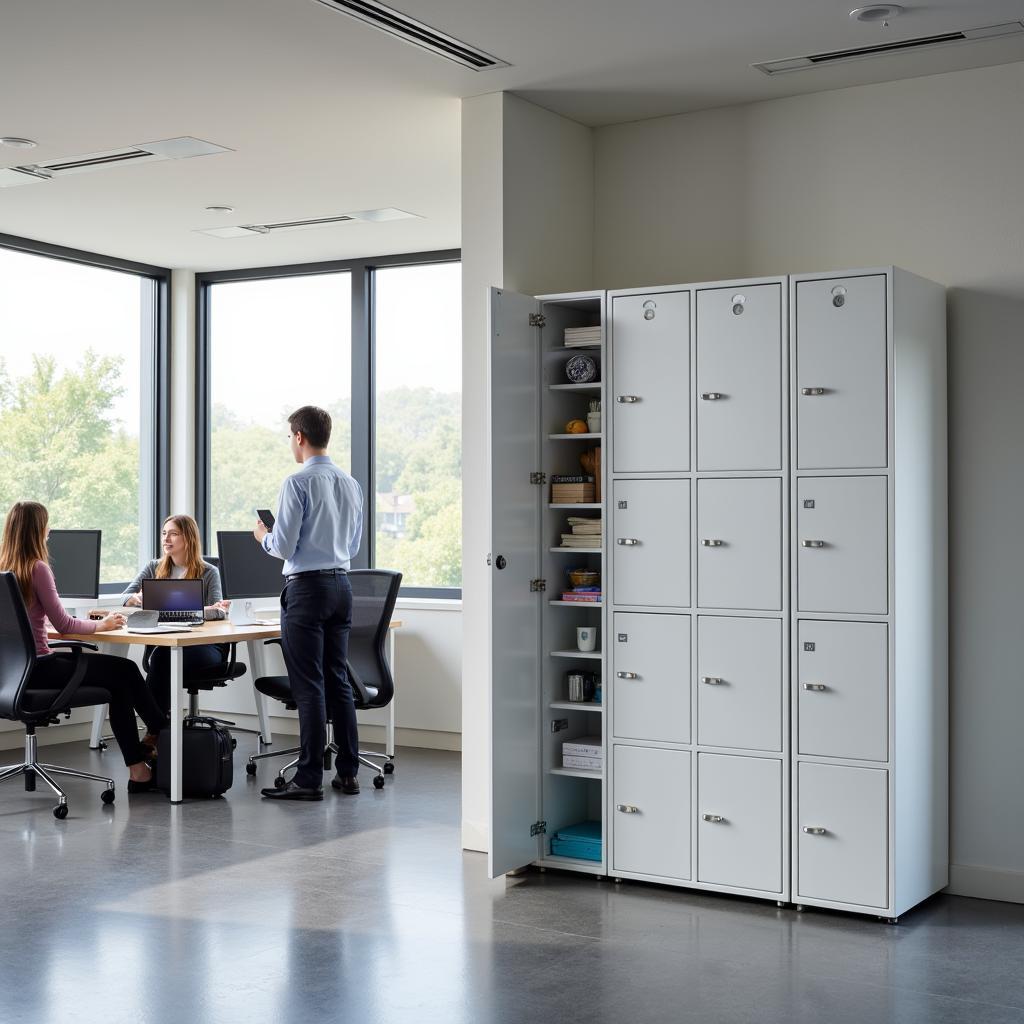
[487,287,543,878]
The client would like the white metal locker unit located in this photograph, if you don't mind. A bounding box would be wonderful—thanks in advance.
[487,288,608,878]
[791,268,947,921]
[606,277,791,905]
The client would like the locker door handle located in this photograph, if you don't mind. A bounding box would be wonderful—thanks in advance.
[801,387,827,396]
[700,392,724,401]
[801,540,826,548]
[701,539,724,547]
[701,676,724,685]
[802,683,828,692]
[702,814,726,823]
[617,804,641,814]
[617,538,640,546]
[616,395,641,403]
[617,671,640,680]
[802,826,827,835]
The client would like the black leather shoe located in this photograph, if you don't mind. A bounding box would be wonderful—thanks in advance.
[331,774,360,794]
[127,777,156,794]
[261,781,323,801]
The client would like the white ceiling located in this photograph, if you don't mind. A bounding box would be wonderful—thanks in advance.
[2,0,1022,270]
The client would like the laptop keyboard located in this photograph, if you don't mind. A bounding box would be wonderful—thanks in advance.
[158,611,203,624]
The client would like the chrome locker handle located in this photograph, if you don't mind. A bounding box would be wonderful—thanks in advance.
[801,387,827,396]
[801,540,826,548]
[701,539,724,547]
[616,395,641,404]
[701,676,724,686]
[702,814,725,823]
[802,826,827,835]
[617,671,640,680]
[700,392,724,401]
[617,804,641,814]
[803,683,827,692]
[617,538,640,546]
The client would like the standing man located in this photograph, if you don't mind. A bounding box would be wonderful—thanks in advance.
[255,405,364,801]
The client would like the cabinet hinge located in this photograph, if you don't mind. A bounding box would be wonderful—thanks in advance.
[528,313,547,328]
[530,471,546,485]
[531,820,547,837]
[530,578,546,592]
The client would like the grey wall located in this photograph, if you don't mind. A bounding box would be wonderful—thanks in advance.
[593,60,1024,901]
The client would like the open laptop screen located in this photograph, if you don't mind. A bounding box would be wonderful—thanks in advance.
[142,578,204,612]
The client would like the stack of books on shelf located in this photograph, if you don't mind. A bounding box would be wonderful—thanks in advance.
[564,325,602,348]
[551,475,595,503]
[561,586,601,603]
[562,735,602,772]
[559,515,602,548]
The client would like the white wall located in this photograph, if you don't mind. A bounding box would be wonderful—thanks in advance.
[593,60,1024,902]
[461,92,594,851]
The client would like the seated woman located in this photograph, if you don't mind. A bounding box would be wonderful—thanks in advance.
[0,501,165,792]
[123,514,230,714]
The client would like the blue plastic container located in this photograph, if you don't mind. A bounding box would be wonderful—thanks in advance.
[550,820,602,862]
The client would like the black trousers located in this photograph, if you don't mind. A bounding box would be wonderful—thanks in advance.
[29,653,166,766]
[146,643,230,716]
[280,572,356,787]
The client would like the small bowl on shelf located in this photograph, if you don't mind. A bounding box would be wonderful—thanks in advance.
[568,569,600,588]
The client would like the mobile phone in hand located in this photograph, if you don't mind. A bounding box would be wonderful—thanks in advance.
[257,508,275,530]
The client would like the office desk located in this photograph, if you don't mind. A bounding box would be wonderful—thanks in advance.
[55,619,403,803]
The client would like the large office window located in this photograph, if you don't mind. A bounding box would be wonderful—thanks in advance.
[0,236,168,587]
[206,273,352,552]
[198,250,460,597]
[374,263,461,589]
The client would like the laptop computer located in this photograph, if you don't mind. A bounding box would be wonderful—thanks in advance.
[141,578,205,626]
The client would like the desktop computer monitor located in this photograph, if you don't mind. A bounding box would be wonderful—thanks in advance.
[216,531,285,599]
[47,529,101,599]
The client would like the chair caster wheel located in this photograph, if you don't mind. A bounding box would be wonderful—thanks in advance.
[101,788,115,805]
[245,762,257,776]
[231,738,237,750]
[274,776,287,790]
[53,803,69,820]
[373,775,385,789]
[99,741,108,751]
[383,762,395,775]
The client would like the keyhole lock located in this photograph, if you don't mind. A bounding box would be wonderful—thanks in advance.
[832,285,847,308]
[642,300,657,321]
[732,294,745,316]
[494,555,507,570]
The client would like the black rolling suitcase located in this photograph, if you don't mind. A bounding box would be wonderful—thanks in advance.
[157,716,234,797]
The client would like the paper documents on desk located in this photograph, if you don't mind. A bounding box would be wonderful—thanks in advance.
[228,601,279,627]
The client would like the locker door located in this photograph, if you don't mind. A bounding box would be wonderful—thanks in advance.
[487,287,542,878]
[697,616,782,752]
[798,762,888,908]
[797,477,888,615]
[613,745,691,880]
[697,478,782,611]
[613,479,690,608]
[611,291,690,473]
[796,274,888,470]
[696,283,783,471]
[798,620,888,762]
[698,754,783,893]
[613,613,690,744]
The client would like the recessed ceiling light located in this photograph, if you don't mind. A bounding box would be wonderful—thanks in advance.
[205,205,234,214]
[0,137,37,149]
[850,5,904,23]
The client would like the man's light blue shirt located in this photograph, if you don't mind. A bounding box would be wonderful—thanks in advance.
[261,455,363,575]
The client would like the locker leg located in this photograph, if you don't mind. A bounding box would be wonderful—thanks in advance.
[795,904,804,912]
[777,901,786,908]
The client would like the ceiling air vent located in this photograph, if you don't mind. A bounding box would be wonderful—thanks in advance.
[195,208,420,238]
[310,0,509,70]
[753,20,1024,75]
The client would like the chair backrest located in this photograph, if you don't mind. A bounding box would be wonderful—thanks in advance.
[0,572,37,721]
[203,554,220,570]
[346,570,402,710]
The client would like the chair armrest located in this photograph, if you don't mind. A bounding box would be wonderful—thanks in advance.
[47,641,99,653]
[35,644,92,716]
[263,638,282,649]
[346,661,372,704]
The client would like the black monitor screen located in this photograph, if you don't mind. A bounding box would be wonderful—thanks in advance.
[216,531,284,599]
[48,530,101,599]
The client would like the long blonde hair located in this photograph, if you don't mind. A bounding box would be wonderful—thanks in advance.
[0,501,49,606]
[156,514,206,579]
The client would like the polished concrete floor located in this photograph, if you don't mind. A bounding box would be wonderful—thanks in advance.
[0,738,1022,1024]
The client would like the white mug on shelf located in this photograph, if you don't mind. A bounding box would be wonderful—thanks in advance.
[576,626,597,653]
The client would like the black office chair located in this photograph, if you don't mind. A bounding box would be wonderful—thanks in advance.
[0,572,116,819]
[245,569,402,790]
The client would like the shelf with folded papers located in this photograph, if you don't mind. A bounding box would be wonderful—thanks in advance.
[549,701,603,713]
[547,766,603,779]
[549,600,603,608]
[548,382,601,393]
[550,649,602,660]
[549,546,602,554]
[556,343,601,352]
